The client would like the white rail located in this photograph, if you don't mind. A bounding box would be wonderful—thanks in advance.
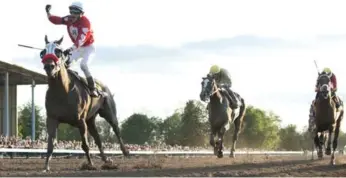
[0,148,305,155]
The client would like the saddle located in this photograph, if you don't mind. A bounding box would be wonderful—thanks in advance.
[219,89,242,119]
[220,88,241,107]
[67,69,103,96]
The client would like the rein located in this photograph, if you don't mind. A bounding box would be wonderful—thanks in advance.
[210,79,223,100]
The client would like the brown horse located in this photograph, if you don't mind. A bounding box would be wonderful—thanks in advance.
[312,73,344,165]
[40,35,129,171]
[199,74,246,158]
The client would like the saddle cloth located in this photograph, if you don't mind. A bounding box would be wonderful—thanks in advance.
[67,69,103,95]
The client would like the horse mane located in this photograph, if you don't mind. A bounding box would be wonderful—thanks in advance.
[59,62,71,92]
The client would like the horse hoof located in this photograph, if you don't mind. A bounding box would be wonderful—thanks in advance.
[330,159,336,165]
[80,163,97,170]
[101,162,119,170]
[123,150,130,157]
[105,158,113,164]
[217,151,223,158]
[325,149,331,155]
[229,154,235,158]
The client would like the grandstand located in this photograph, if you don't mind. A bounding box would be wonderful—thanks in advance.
[0,60,47,138]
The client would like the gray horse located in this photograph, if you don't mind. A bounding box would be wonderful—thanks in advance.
[199,74,246,158]
[312,73,344,165]
[40,35,129,171]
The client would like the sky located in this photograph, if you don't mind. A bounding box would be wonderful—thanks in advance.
[1,0,346,131]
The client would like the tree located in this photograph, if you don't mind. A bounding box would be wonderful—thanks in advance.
[180,100,209,146]
[57,123,80,141]
[240,106,281,149]
[299,126,310,150]
[120,113,160,144]
[18,102,45,140]
[337,131,346,150]
[95,118,117,143]
[279,124,301,150]
[162,112,182,145]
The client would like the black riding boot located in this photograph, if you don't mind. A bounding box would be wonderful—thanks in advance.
[86,77,99,97]
[225,87,239,109]
[333,96,341,110]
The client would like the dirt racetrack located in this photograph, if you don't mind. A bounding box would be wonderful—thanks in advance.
[1,154,346,177]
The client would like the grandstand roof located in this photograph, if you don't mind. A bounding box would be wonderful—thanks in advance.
[0,60,47,85]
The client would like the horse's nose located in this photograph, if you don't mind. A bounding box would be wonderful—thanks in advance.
[44,64,54,70]
[200,93,205,101]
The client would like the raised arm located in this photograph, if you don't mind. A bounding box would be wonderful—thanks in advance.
[45,4,67,25]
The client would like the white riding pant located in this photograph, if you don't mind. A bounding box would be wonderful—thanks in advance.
[70,44,95,78]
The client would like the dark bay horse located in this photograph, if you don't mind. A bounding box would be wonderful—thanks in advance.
[199,74,246,158]
[312,73,344,165]
[308,103,327,160]
[40,35,129,171]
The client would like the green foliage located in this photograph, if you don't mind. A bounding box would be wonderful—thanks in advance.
[279,124,302,151]
[299,126,314,151]
[120,113,160,144]
[240,106,281,149]
[95,118,118,143]
[57,123,80,141]
[18,102,45,140]
[179,100,209,146]
[161,112,182,145]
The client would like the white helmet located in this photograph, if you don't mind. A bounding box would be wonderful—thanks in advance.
[69,1,84,13]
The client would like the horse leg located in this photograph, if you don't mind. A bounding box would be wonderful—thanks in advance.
[311,138,314,160]
[209,132,215,147]
[78,120,95,170]
[216,127,225,158]
[86,116,110,163]
[99,99,129,157]
[230,118,241,158]
[331,118,342,165]
[44,118,59,172]
[325,129,333,155]
[209,129,217,155]
[314,133,323,159]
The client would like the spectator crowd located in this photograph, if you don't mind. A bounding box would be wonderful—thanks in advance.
[0,135,210,151]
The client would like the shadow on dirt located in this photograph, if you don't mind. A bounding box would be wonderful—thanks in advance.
[35,158,346,177]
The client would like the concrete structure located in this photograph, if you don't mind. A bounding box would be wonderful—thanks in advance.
[0,61,47,139]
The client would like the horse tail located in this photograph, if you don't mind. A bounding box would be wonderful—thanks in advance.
[102,86,117,116]
[337,109,344,123]
[237,97,247,125]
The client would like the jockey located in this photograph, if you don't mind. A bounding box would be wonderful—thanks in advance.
[45,2,99,97]
[209,65,239,109]
[314,67,340,110]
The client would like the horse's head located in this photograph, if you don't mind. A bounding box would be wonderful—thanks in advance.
[41,35,65,78]
[317,73,331,100]
[200,74,216,102]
